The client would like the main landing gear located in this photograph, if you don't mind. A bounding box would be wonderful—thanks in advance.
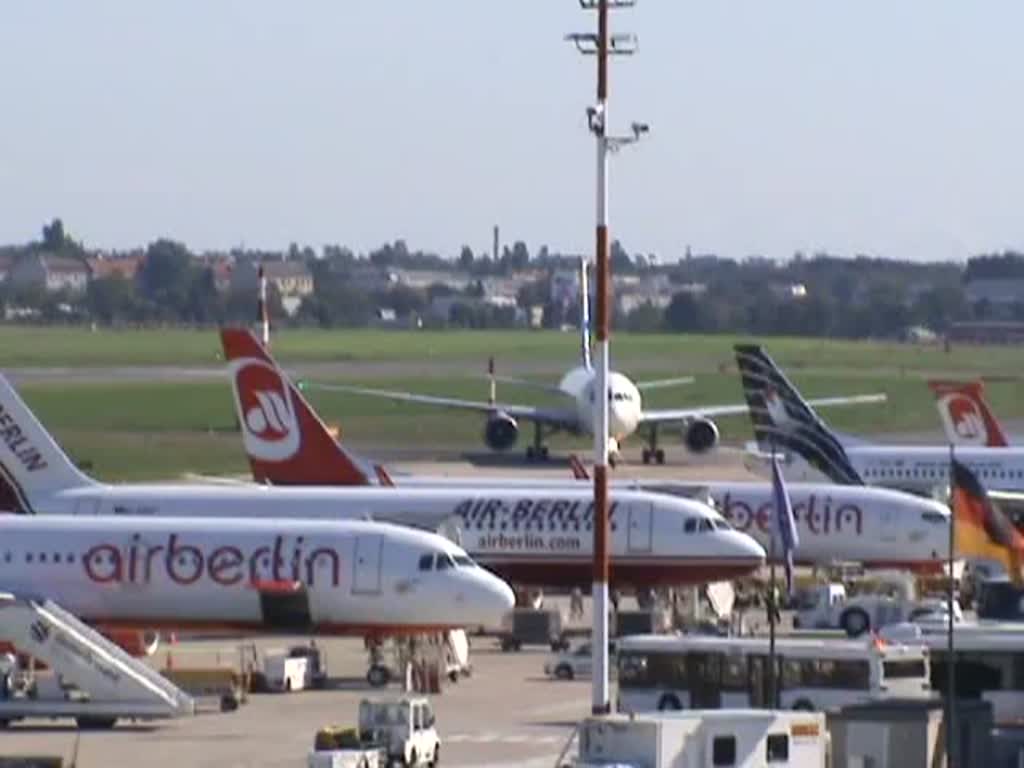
[641,425,666,465]
[525,423,550,462]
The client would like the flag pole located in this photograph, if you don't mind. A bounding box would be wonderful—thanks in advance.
[768,440,777,709]
[946,443,956,765]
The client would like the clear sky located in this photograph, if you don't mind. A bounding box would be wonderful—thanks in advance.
[2,2,1023,263]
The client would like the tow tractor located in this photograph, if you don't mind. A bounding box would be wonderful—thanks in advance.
[308,697,440,768]
[794,580,962,637]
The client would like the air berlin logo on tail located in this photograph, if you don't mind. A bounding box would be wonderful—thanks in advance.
[937,393,987,445]
[230,358,301,461]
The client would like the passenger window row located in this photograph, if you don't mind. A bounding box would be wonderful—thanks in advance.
[463,521,618,533]
[865,466,1024,481]
[4,552,77,565]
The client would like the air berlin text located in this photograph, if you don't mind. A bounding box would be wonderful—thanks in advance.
[720,493,863,536]
[0,404,47,472]
[83,534,341,587]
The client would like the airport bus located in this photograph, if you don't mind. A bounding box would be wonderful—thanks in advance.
[884,622,1024,724]
[615,634,931,714]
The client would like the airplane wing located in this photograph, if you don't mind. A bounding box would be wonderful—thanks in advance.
[640,393,887,425]
[635,376,695,391]
[298,381,579,428]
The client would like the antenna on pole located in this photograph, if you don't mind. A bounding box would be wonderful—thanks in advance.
[567,0,647,718]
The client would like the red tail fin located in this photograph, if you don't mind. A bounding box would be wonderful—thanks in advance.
[928,379,1009,448]
[220,328,374,486]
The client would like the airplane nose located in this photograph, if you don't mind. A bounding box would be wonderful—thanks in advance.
[730,530,767,564]
[457,569,515,627]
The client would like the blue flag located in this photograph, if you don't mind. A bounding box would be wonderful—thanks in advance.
[771,454,800,594]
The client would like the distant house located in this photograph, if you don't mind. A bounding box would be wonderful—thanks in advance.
[231,260,314,300]
[87,254,143,282]
[965,279,1024,317]
[8,252,90,294]
[0,253,14,283]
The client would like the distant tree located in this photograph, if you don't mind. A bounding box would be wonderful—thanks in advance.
[458,246,474,270]
[663,292,706,332]
[41,218,67,251]
[625,302,663,332]
[139,239,194,312]
[610,240,633,272]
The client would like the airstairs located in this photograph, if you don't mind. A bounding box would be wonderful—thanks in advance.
[0,593,194,727]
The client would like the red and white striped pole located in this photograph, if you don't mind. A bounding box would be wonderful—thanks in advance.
[567,0,640,715]
[257,265,270,347]
[591,0,612,717]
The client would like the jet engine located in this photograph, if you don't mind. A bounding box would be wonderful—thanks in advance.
[684,418,719,454]
[105,629,160,657]
[484,412,519,451]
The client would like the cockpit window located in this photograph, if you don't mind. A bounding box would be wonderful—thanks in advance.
[437,553,455,570]
[921,511,947,525]
[684,519,697,533]
[713,519,730,531]
[453,555,474,567]
[699,519,714,533]
[418,554,433,571]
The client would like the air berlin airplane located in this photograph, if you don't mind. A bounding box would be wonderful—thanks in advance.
[219,329,949,574]
[0,515,515,635]
[0,374,764,589]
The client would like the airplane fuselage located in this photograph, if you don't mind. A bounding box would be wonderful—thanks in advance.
[559,366,643,443]
[0,516,514,634]
[25,485,765,589]
[394,477,950,571]
[845,445,1024,495]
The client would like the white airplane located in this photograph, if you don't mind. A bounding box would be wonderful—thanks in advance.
[222,328,950,573]
[296,260,884,465]
[734,344,1024,496]
[0,374,765,589]
[0,514,514,635]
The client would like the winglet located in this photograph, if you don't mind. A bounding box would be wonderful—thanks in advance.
[220,328,377,486]
[928,379,1009,448]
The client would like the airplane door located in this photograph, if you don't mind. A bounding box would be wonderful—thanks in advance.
[627,502,654,553]
[352,535,383,595]
[879,506,898,542]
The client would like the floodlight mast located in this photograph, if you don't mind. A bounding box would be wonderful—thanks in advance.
[567,0,645,717]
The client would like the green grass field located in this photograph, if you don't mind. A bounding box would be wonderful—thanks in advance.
[4,325,1024,375]
[4,326,1024,480]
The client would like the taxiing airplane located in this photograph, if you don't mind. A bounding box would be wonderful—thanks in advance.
[0,515,514,635]
[928,379,1010,447]
[0,374,765,589]
[735,344,1024,496]
[295,261,884,465]
[222,328,950,573]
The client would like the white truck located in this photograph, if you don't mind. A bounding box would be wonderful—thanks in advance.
[308,697,440,768]
[565,710,828,768]
[794,582,962,637]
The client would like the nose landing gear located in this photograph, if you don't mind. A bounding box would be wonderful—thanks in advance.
[525,424,550,462]
[641,425,666,465]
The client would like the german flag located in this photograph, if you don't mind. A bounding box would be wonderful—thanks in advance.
[952,459,1024,586]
